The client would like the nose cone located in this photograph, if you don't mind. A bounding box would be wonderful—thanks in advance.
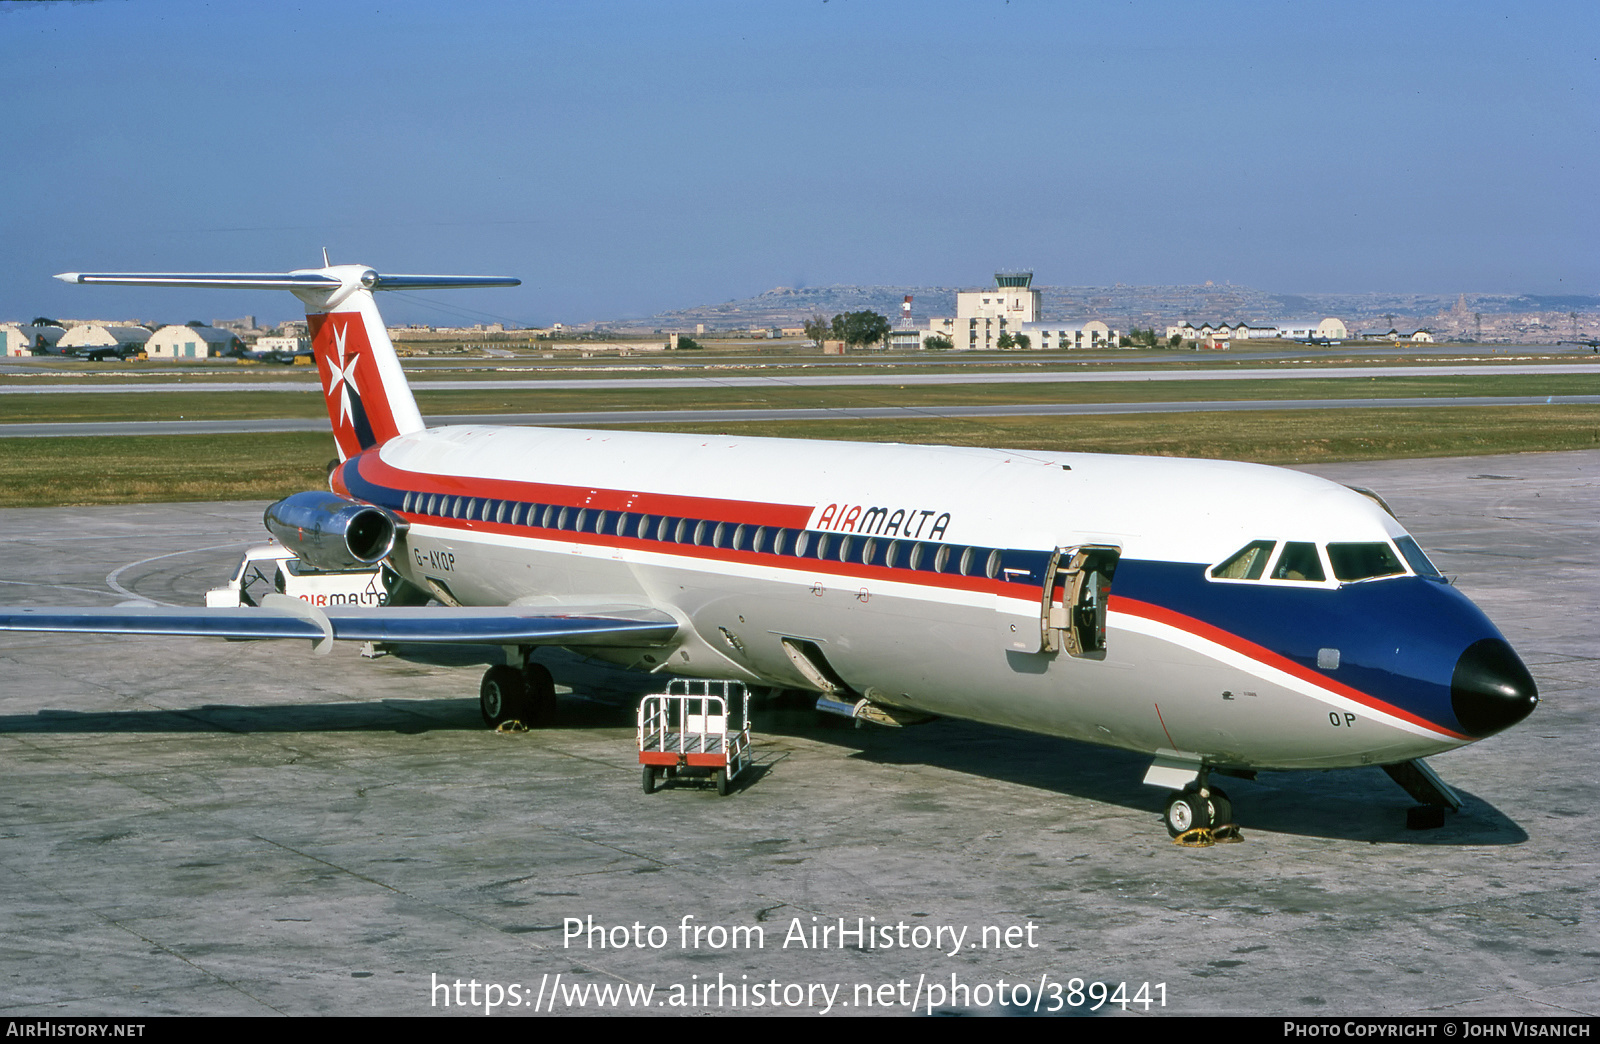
[1452,638,1538,737]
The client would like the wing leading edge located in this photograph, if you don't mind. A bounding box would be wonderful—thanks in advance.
[0,601,677,652]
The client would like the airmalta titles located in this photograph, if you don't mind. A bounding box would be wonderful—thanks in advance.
[810,503,952,540]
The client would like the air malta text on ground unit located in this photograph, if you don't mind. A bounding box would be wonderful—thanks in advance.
[810,503,952,540]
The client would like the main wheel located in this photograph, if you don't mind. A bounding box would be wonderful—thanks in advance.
[715,768,730,797]
[1207,787,1233,827]
[1164,790,1213,838]
[522,662,557,727]
[479,665,529,728]
[642,764,658,794]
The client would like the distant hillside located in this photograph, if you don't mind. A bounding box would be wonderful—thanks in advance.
[600,283,1600,334]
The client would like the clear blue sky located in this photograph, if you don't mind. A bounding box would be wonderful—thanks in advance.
[4,0,1595,327]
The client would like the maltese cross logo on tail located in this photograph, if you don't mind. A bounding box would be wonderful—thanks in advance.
[311,313,383,457]
[332,323,360,430]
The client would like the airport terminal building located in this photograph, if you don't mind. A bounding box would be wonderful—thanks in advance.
[925,272,1117,350]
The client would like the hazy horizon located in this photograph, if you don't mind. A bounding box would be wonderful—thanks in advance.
[5,1,1595,329]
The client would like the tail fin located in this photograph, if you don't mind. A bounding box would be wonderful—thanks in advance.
[56,264,519,459]
[304,266,424,460]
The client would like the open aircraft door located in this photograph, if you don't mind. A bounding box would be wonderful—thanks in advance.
[1040,545,1119,658]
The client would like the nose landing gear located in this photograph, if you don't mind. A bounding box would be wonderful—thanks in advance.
[1163,784,1239,845]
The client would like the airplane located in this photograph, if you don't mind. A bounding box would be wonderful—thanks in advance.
[0,261,1540,838]
[236,344,314,365]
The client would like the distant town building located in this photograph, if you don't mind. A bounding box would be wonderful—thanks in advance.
[212,316,258,333]
[926,272,1118,350]
[145,324,237,360]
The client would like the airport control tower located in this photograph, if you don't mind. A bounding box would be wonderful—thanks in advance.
[956,271,1040,324]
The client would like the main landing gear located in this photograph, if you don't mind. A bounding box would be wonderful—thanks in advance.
[1163,783,1236,842]
[479,661,557,729]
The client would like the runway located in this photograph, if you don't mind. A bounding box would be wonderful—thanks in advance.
[5,395,1600,438]
[1,360,1594,396]
[0,451,1594,1016]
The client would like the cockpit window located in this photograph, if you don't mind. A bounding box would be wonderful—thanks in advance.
[1211,540,1275,580]
[1271,542,1325,582]
[1394,535,1444,579]
[1327,542,1405,582]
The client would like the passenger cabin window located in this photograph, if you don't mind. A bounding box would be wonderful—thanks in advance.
[1272,542,1325,582]
[1212,540,1275,580]
[1327,542,1404,582]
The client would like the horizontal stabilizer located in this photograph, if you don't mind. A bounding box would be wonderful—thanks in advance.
[54,271,520,291]
[56,272,343,289]
[0,604,675,647]
[369,274,522,290]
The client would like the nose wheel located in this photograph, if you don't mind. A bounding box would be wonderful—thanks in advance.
[1163,785,1234,839]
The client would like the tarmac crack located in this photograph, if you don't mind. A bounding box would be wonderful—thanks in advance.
[0,853,290,1015]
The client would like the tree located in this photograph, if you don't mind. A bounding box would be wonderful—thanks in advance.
[830,310,890,348]
[803,314,831,350]
[996,331,1014,350]
[1168,333,1184,349]
[1012,332,1031,351]
[923,334,953,350]
[674,336,703,350]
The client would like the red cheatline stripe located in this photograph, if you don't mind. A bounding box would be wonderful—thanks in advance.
[355,454,1021,598]
[1111,595,1466,740]
[358,447,813,529]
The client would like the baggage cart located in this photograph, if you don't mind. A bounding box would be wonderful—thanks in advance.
[638,680,750,796]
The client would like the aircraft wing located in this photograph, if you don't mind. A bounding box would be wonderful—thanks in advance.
[0,600,677,652]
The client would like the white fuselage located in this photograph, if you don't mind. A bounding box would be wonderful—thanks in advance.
[333,424,1501,773]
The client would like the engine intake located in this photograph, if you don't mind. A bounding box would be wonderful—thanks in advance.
[263,492,407,571]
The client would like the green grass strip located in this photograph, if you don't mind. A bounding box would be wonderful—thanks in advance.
[1,406,1596,507]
